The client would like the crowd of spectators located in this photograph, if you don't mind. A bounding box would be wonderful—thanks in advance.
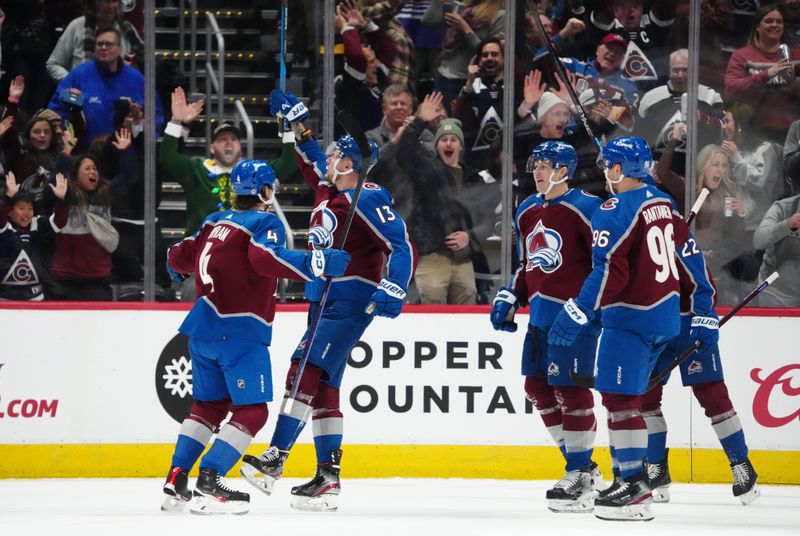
[0,0,798,307]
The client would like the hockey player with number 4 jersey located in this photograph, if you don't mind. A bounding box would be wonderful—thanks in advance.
[490,141,603,513]
[160,160,350,515]
[241,90,416,513]
[549,136,696,522]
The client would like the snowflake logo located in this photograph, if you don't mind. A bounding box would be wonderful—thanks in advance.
[162,355,193,398]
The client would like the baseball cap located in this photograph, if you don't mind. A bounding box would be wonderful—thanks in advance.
[212,123,241,141]
[600,32,629,50]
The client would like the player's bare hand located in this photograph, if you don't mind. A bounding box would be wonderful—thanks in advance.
[49,173,68,200]
[417,92,445,122]
[4,171,18,198]
[445,231,470,251]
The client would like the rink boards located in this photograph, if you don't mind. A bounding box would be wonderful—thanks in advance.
[0,303,798,484]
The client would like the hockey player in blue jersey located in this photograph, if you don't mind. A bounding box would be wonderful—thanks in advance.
[161,160,350,515]
[490,141,604,512]
[643,231,760,505]
[549,136,702,521]
[240,90,416,512]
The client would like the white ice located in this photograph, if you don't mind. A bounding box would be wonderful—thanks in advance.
[1,478,798,536]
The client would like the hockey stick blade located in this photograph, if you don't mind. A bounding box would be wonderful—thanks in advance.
[645,271,780,392]
[685,188,709,226]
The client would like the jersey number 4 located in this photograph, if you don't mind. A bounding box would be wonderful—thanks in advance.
[199,242,215,293]
[646,224,679,283]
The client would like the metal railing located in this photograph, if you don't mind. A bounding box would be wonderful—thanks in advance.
[178,0,199,94]
[204,12,225,143]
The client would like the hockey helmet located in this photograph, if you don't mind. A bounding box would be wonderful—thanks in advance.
[602,137,653,179]
[230,159,277,196]
[526,140,578,179]
[334,135,379,173]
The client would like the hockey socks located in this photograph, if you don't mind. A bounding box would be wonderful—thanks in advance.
[271,363,324,451]
[311,383,343,463]
[642,384,668,465]
[200,404,268,475]
[603,393,648,480]
[557,385,596,471]
[170,399,230,470]
[693,381,749,464]
[525,377,566,458]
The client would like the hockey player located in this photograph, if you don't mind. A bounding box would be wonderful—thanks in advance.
[549,136,697,522]
[240,90,416,512]
[643,236,760,505]
[160,160,351,515]
[490,141,603,513]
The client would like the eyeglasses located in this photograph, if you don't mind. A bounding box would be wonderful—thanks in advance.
[96,41,119,49]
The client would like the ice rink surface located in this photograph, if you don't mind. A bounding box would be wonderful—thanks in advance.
[2,477,798,536]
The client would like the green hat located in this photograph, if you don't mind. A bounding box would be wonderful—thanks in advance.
[434,118,464,147]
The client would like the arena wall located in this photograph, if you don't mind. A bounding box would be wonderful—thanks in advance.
[0,303,797,484]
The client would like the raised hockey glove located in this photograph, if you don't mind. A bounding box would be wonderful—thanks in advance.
[269,89,309,123]
[690,314,720,349]
[308,225,334,250]
[308,249,351,278]
[366,279,406,318]
[548,298,593,346]
[490,288,519,332]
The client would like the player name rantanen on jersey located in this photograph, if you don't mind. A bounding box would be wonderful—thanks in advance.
[641,203,673,224]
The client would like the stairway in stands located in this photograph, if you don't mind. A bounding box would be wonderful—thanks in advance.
[155,0,316,263]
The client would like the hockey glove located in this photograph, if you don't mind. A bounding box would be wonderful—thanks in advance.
[269,89,309,123]
[308,249,351,278]
[490,288,519,332]
[166,258,187,284]
[308,225,334,250]
[690,314,720,349]
[366,279,406,318]
[548,299,593,346]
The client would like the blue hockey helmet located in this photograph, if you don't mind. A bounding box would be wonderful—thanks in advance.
[526,140,578,179]
[230,159,277,196]
[334,135,379,173]
[602,137,653,179]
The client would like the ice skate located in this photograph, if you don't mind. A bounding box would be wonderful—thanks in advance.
[594,471,654,522]
[290,449,342,512]
[240,445,289,495]
[161,466,192,512]
[546,461,602,513]
[189,468,249,515]
[647,450,671,503]
[731,458,760,505]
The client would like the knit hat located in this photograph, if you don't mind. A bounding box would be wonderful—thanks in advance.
[434,118,465,146]
[536,92,569,120]
[33,109,63,124]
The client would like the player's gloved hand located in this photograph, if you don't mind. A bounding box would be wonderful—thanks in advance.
[548,298,593,346]
[308,225,333,250]
[690,314,719,348]
[308,248,350,278]
[269,89,309,123]
[166,258,187,284]
[366,279,406,318]
[490,288,519,332]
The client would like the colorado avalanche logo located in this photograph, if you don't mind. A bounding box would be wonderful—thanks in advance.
[623,42,658,82]
[525,221,563,273]
[309,200,338,234]
[687,360,704,375]
[601,198,619,210]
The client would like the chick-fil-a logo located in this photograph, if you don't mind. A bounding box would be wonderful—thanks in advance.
[750,364,800,428]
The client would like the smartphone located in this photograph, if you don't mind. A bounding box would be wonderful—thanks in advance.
[58,89,84,108]
[443,2,456,15]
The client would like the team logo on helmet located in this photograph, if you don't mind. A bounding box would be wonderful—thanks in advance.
[525,221,563,273]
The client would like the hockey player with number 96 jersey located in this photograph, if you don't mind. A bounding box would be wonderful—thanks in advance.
[241,90,416,513]
[549,137,691,521]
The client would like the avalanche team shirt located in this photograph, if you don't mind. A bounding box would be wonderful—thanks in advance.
[168,209,320,345]
[294,138,416,303]
[510,188,602,328]
[575,183,689,338]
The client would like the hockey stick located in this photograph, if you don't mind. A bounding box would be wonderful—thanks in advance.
[279,0,288,92]
[645,271,779,392]
[283,110,373,415]
[530,1,603,162]
[568,189,714,388]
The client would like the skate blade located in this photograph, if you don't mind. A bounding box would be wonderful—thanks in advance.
[594,503,654,522]
[738,484,761,506]
[189,494,249,515]
[547,497,594,513]
[290,493,339,512]
[240,464,277,495]
[652,486,670,503]
[160,495,189,513]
